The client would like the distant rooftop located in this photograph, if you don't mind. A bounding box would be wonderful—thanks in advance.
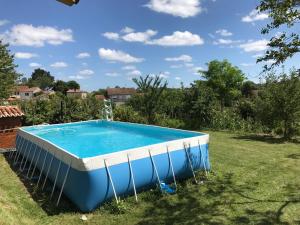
[15,86,41,93]
[0,106,24,118]
[95,95,106,100]
[67,89,87,93]
[107,88,136,96]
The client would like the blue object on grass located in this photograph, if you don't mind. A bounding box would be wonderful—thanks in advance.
[160,182,176,194]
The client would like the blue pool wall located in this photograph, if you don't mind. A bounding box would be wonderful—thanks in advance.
[16,132,210,212]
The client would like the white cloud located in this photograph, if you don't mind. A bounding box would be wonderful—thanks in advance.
[106,72,120,77]
[121,27,135,33]
[50,61,68,68]
[240,63,255,67]
[76,52,90,59]
[242,9,268,23]
[79,69,94,75]
[69,69,94,80]
[145,0,202,18]
[29,62,42,68]
[15,52,38,59]
[213,38,241,45]
[239,39,269,52]
[216,29,232,37]
[252,53,263,58]
[165,54,192,62]
[159,71,170,78]
[2,24,73,47]
[175,76,181,80]
[127,70,142,76]
[170,64,183,69]
[98,48,144,63]
[148,31,204,46]
[0,20,9,26]
[185,63,194,67]
[69,75,88,80]
[122,29,157,43]
[102,32,120,40]
[192,66,203,75]
[122,65,136,70]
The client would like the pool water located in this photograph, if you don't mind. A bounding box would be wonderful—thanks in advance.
[22,121,203,158]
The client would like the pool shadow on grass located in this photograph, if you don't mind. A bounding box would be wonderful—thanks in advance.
[232,134,300,144]
[4,153,79,216]
[137,173,300,225]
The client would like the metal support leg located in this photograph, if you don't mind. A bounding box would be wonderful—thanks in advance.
[149,150,163,192]
[166,146,177,189]
[50,161,62,200]
[14,137,25,165]
[26,144,38,178]
[30,147,42,179]
[14,137,23,164]
[127,154,138,202]
[21,142,32,171]
[104,159,119,204]
[9,136,19,158]
[198,140,208,177]
[37,150,49,188]
[19,142,29,171]
[42,154,54,190]
[183,143,198,184]
[56,161,71,206]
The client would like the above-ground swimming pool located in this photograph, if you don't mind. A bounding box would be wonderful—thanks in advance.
[15,120,210,212]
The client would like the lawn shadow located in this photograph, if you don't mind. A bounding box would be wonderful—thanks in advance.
[286,153,300,160]
[137,173,300,225]
[4,152,79,216]
[232,134,300,144]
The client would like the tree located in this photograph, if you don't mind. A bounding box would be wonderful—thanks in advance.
[130,75,167,124]
[255,70,300,139]
[0,40,19,99]
[53,80,80,94]
[67,80,80,90]
[241,81,258,98]
[53,80,69,94]
[258,0,300,70]
[183,80,217,128]
[27,68,54,90]
[200,60,245,111]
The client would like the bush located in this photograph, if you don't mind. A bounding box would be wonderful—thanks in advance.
[113,105,147,124]
[155,114,185,129]
[211,108,261,132]
[20,94,104,126]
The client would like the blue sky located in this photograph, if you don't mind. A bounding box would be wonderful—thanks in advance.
[1,0,299,91]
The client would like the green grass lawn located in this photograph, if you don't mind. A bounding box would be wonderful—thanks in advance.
[0,131,299,225]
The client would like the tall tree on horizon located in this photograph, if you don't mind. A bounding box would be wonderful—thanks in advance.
[200,60,245,111]
[0,40,19,99]
[27,68,55,90]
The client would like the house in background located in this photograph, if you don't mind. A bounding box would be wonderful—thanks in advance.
[0,106,24,149]
[107,88,136,106]
[95,94,106,101]
[12,86,42,100]
[67,89,88,99]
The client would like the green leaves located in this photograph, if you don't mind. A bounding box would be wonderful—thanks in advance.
[200,60,245,111]
[131,75,168,123]
[258,0,300,70]
[0,40,19,99]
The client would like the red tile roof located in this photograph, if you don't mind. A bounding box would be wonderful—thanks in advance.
[67,89,87,93]
[95,95,106,100]
[107,88,136,96]
[0,106,24,118]
[15,86,41,93]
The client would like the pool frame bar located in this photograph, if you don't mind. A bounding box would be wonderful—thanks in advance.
[13,121,210,212]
